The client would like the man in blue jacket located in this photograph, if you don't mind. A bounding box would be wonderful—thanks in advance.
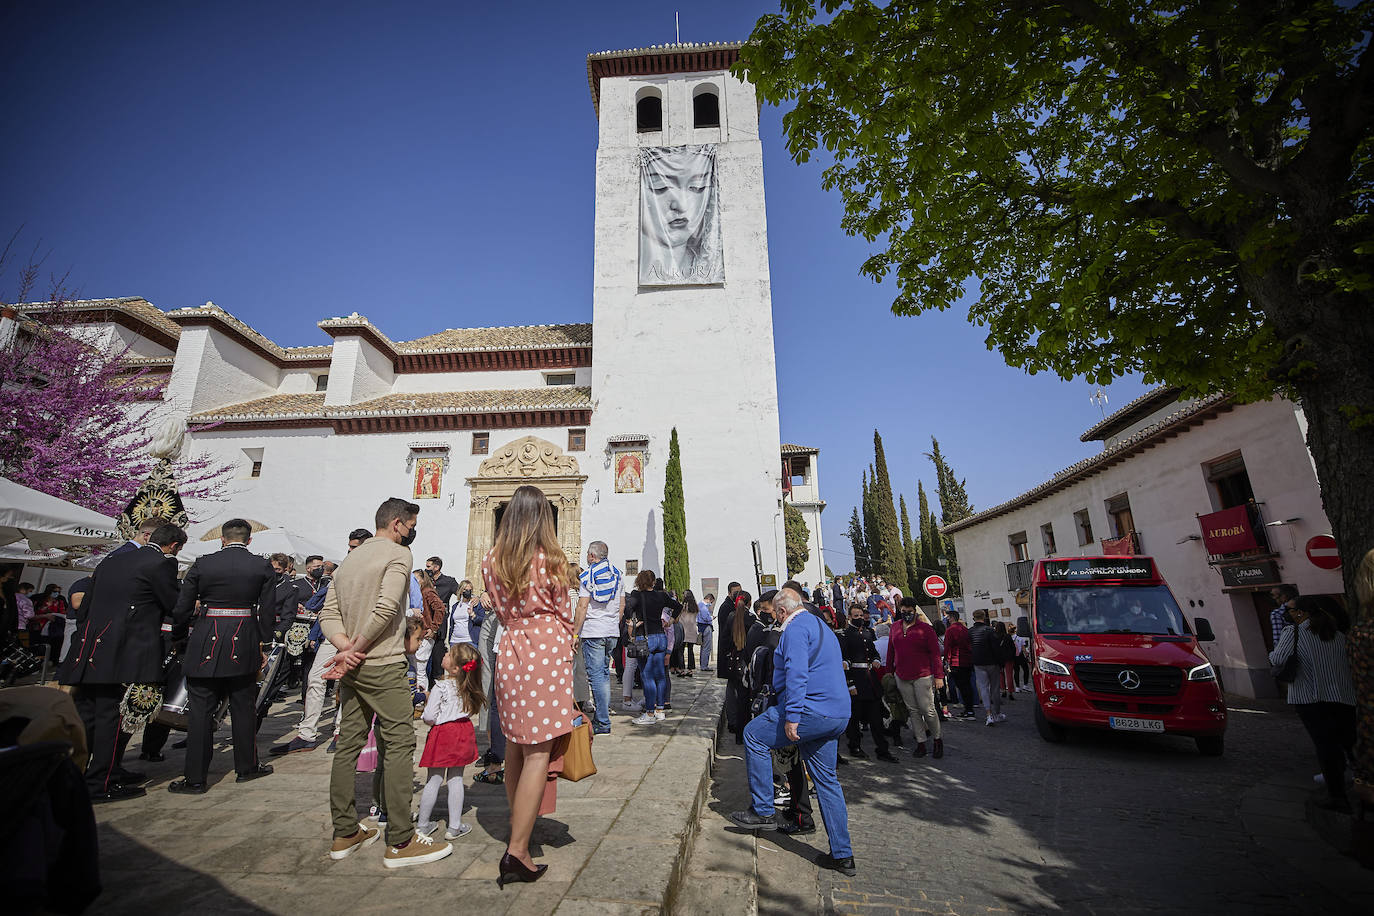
[730,581,855,877]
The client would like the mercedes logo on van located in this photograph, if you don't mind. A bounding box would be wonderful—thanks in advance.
[1118,669,1141,690]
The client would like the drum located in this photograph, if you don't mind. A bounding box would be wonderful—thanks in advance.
[256,643,286,720]
[157,673,191,730]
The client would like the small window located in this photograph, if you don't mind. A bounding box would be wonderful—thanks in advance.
[636,95,662,132]
[1009,531,1029,562]
[625,559,640,576]
[473,432,489,455]
[568,428,586,452]
[242,447,264,480]
[1205,453,1255,510]
[693,90,720,128]
[545,372,576,386]
[250,461,263,478]
[315,374,329,391]
[1074,509,1094,546]
[1105,493,1134,537]
[1041,523,1057,556]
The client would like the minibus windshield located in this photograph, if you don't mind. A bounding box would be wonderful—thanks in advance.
[1034,584,1189,637]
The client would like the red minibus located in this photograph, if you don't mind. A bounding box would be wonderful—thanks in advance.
[1022,556,1228,755]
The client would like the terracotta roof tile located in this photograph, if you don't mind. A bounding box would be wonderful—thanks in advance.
[942,393,1231,536]
[20,297,181,339]
[781,443,819,455]
[397,323,592,353]
[1079,385,1182,442]
[166,303,332,362]
[190,387,592,422]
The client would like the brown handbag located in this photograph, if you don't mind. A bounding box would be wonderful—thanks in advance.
[557,717,597,782]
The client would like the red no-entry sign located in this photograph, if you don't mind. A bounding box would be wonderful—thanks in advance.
[1305,535,1342,570]
[922,575,948,598]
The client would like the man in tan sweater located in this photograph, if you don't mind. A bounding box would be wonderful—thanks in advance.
[319,497,452,868]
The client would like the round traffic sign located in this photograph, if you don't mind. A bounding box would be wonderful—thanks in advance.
[1305,535,1342,570]
[922,575,948,598]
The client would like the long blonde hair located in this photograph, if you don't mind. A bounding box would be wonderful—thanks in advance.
[491,484,570,597]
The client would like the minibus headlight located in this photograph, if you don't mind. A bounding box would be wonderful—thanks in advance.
[1037,657,1070,677]
[1187,662,1217,682]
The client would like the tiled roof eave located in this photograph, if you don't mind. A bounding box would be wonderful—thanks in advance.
[942,393,1233,536]
[1079,385,1182,442]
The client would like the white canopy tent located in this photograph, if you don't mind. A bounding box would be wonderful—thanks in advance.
[177,526,335,569]
[0,478,122,567]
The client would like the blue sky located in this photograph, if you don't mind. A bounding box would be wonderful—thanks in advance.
[1,0,1148,572]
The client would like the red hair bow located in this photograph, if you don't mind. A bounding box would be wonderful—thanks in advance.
[461,658,478,672]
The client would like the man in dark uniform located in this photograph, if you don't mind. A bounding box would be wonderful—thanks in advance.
[59,523,186,802]
[167,518,277,794]
[838,602,896,762]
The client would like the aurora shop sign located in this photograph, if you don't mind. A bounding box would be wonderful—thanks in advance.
[1219,560,1281,589]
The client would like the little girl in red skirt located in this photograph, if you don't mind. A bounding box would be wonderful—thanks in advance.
[416,642,487,840]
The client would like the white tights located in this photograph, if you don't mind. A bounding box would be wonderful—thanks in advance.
[417,766,465,829]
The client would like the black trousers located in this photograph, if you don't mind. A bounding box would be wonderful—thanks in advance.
[784,756,813,824]
[685,643,696,670]
[185,675,258,783]
[1296,701,1356,800]
[73,683,123,792]
[951,666,978,712]
[846,696,890,754]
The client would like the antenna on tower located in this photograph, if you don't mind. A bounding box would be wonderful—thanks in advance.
[675,11,680,43]
[1090,388,1109,420]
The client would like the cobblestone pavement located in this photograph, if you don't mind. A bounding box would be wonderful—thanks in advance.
[685,694,1374,916]
[85,670,719,915]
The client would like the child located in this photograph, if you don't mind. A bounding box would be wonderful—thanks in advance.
[415,642,487,840]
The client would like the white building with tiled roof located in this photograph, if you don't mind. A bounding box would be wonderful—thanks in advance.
[14,42,811,595]
[942,388,1343,698]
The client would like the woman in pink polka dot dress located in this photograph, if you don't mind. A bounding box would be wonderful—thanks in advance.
[480,484,575,887]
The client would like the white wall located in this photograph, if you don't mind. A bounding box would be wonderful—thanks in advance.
[324,335,395,406]
[392,366,589,394]
[166,325,281,414]
[585,67,786,595]
[948,397,1342,698]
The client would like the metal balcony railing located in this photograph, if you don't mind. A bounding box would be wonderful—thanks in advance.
[1006,559,1034,591]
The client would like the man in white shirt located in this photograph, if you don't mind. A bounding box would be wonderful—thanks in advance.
[572,540,625,736]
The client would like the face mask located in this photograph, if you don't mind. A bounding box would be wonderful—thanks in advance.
[903,612,916,623]
[307,568,322,580]
[400,525,417,547]
[461,589,473,600]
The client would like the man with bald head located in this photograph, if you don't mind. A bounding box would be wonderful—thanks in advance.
[729,581,855,877]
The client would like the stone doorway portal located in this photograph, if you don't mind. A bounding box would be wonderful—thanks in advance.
[464,435,587,577]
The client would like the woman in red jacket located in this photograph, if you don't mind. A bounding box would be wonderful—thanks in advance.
[942,610,978,719]
[886,599,945,758]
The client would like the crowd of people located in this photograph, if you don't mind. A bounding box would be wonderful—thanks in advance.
[11,493,1374,892]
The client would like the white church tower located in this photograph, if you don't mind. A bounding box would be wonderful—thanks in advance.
[581,43,787,593]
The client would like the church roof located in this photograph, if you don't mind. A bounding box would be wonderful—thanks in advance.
[399,323,592,353]
[586,41,743,114]
[189,386,593,423]
[167,303,335,365]
[19,297,181,349]
[1079,385,1182,442]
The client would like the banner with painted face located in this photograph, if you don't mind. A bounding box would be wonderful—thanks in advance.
[639,144,724,285]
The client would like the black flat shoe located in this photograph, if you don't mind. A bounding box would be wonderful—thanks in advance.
[236,764,273,783]
[172,739,188,749]
[815,852,857,877]
[776,818,816,835]
[728,810,777,831]
[497,851,548,889]
[90,783,147,803]
[138,752,166,762]
[167,779,207,795]
[113,768,147,783]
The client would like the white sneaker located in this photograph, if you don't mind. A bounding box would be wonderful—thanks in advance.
[655,710,666,721]
[631,714,658,726]
[383,833,453,868]
[622,700,638,710]
[995,713,1007,723]
[985,716,995,726]
[444,822,472,841]
[415,821,439,837]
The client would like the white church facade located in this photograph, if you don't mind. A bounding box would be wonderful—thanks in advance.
[15,43,827,594]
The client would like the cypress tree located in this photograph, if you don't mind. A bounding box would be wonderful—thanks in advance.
[861,467,880,578]
[925,437,972,594]
[918,481,939,575]
[846,507,868,578]
[871,430,909,593]
[661,427,690,593]
[784,502,810,578]
[900,494,920,594]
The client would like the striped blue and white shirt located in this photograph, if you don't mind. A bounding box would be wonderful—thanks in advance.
[1268,620,1355,705]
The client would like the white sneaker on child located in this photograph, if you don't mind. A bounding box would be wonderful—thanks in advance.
[631,714,658,726]
[444,822,472,841]
[415,821,439,837]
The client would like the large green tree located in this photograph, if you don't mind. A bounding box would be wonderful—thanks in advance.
[662,427,690,593]
[871,431,910,591]
[927,437,973,594]
[900,493,921,592]
[918,481,942,579]
[740,1,1374,603]
[784,502,811,578]
[861,466,881,577]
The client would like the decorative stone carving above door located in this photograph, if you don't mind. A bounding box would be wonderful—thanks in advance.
[464,435,587,578]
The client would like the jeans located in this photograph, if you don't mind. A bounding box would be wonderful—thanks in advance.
[975,665,1002,717]
[743,705,852,859]
[698,625,712,669]
[581,636,617,733]
[641,633,668,712]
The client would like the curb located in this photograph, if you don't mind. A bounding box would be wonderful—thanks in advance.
[555,675,726,914]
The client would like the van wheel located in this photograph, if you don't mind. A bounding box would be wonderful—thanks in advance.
[1034,704,1065,743]
[1195,735,1224,757]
